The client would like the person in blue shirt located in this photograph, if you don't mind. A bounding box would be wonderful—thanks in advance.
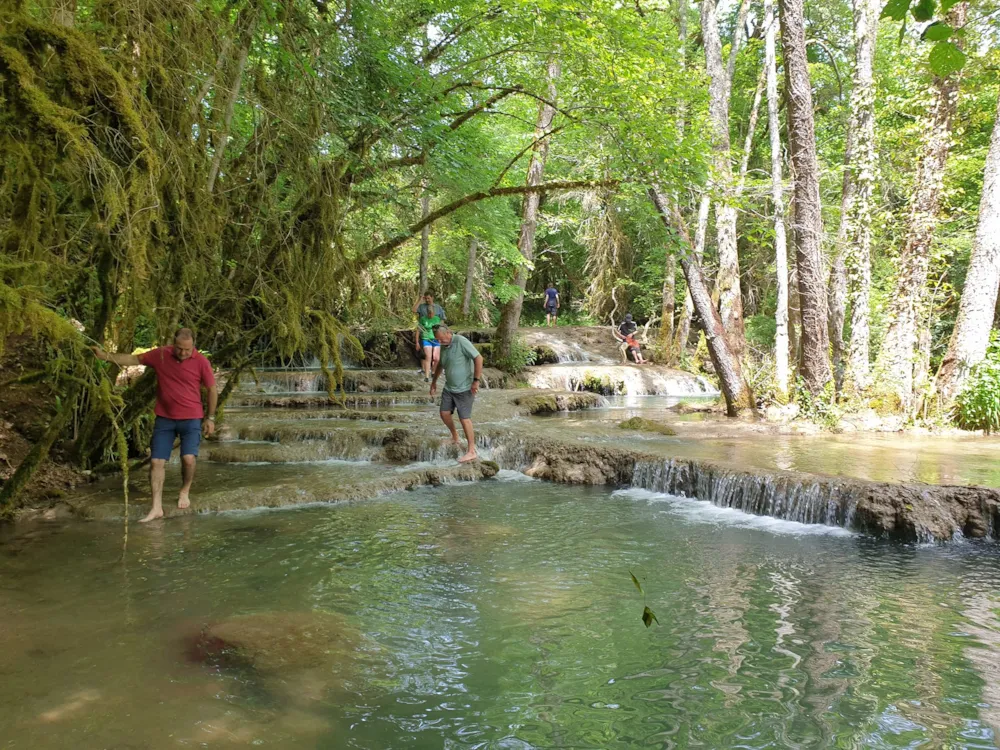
[543,283,560,327]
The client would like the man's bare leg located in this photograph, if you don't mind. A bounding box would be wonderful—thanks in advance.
[178,454,196,509]
[141,459,167,523]
[440,411,460,444]
[458,418,477,462]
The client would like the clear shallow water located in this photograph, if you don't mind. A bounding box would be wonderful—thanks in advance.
[3,480,1000,749]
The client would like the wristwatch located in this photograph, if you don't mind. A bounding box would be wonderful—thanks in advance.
[472,378,480,383]
[207,416,216,422]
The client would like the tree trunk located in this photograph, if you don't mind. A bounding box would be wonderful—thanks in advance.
[206,38,252,194]
[659,253,677,357]
[650,190,751,415]
[839,0,881,395]
[780,0,832,394]
[701,0,746,359]
[673,194,710,357]
[495,58,560,361]
[935,89,1000,404]
[462,235,479,318]
[875,3,967,409]
[418,185,431,294]
[764,0,789,399]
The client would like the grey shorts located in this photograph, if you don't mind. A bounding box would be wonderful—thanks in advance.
[440,389,474,420]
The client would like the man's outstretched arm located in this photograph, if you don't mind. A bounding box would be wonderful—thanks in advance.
[91,347,141,367]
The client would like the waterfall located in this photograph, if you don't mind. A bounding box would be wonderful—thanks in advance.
[522,364,719,397]
[631,460,857,528]
[477,432,1000,541]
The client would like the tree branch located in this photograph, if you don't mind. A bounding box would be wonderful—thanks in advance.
[362,178,619,264]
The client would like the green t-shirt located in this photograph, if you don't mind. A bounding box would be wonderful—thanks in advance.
[439,334,480,393]
[418,314,442,341]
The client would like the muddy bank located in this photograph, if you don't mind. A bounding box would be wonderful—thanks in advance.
[479,432,1000,542]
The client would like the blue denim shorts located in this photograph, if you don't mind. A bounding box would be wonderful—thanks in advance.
[421,339,440,348]
[151,416,202,460]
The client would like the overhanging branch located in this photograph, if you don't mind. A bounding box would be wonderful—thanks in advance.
[362,178,620,264]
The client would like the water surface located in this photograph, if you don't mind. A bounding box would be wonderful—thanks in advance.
[3,479,1000,748]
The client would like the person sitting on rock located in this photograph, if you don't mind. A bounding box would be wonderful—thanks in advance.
[413,291,446,383]
[429,324,483,464]
[624,332,647,364]
[91,328,217,522]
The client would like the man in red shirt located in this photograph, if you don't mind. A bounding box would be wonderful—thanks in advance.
[92,328,218,522]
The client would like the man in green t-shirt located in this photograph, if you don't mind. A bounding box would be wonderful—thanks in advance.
[429,324,483,463]
[412,292,447,382]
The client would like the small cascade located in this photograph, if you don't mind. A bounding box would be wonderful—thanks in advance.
[631,460,856,528]
[522,364,718,397]
[477,432,1000,541]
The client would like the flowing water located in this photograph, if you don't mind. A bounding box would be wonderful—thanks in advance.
[3,479,1000,749]
[534,397,1000,488]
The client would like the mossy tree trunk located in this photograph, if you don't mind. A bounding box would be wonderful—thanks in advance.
[780,0,833,394]
[764,0,790,399]
[935,89,1000,404]
[495,57,560,362]
[875,3,967,410]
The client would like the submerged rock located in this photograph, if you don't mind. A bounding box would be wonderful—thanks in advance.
[511,392,604,415]
[618,417,678,436]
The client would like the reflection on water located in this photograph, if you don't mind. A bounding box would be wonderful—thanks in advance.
[539,397,1000,487]
[2,480,1000,748]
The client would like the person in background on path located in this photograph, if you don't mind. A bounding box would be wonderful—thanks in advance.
[429,324,483,464]
[413,292,446,382]
[544,283,560,327]
[91,328,217,523]
[616,313,638,363]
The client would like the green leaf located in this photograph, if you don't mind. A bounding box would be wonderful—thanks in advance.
[921,21,952,41]
[940,0,962,11]
[629,570,643,594]
[910,0,936,22]
[928,40,967,76]
[881,0,912,20]
[642,606,659,628]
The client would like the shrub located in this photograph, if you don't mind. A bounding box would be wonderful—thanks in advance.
[493,336,537,374]
[953,335,1000,433]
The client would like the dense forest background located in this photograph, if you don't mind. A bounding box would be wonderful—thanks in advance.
[2,0,1000,502]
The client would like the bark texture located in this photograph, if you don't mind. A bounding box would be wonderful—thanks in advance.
[840,0,881,395]
[874,4,966,409]
[495,58,560,361]
[659,252,676,357]
[935,90,1000,403]
[701,0,746,358]
[764,0,789,398]
[673,194,711,358]
[780,0,832,393]
[461,236,478,318]
[650,189,751,416]
[418,186,431,294]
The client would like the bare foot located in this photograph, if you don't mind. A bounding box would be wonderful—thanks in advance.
[458,451,478,464]
[139,508,164,523]
[178,491,191,510]
[450,437,461,446]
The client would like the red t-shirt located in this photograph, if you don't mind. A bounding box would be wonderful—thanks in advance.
[138,347,216,420]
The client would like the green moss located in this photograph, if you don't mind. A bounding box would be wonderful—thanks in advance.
[618,417,677,436]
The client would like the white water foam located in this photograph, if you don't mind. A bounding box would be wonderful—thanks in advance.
[495,469,537,482]
[613,488,855,538]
